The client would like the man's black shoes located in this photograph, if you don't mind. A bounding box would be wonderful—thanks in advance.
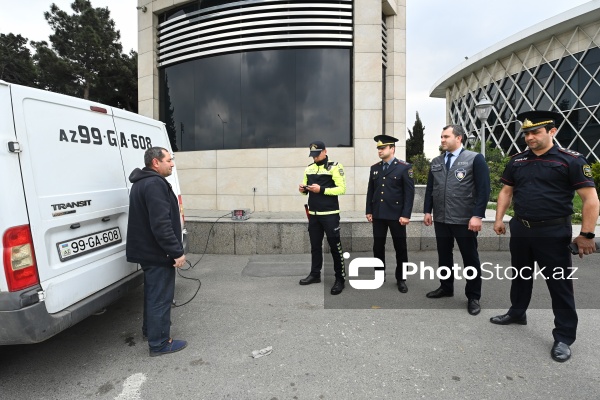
[489,313,527,325]
[330,280,344,295]
[551,341,571,362]
[426,287,454,298]
[299,275,321,285]
[398,281,408,293]
[467,299,481,315]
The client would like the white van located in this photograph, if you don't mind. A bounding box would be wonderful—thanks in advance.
[0,81,186,345]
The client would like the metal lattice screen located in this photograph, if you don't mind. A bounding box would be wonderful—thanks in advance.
[449,24,600,161]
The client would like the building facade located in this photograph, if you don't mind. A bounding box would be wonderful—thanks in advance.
[431,1,600,162]
[137,0,406,211]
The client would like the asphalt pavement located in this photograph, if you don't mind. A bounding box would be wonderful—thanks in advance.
[1,250,599,400]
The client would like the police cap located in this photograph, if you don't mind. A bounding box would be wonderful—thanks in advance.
[373,134,398,148]
[517,110,562,133]
[309,140,326,157]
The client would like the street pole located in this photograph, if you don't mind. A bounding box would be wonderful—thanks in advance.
[480,122,485,158]
[475,95,493,159]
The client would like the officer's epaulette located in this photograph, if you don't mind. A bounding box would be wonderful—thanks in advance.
[395,159,408,165]
[307,162,315,166]
[558,147,582,158]
[326,161,338,170]
[372,161,382,166]
[510,149,528,158]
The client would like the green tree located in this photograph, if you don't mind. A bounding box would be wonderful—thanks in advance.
[33,0,136,108]
[470,141,510,201]
[32,40,80,95]
[94,50,138,112]
[406,112,425,162]
[408,153,430,185]
[0,33,38,86]
[590,161,600,199]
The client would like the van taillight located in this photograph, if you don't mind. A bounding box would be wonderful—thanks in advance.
[3,225,39,292]
[178,195,185,224]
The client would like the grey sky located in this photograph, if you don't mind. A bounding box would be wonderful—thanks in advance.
[0,0,594,157]
[0,0,137,52]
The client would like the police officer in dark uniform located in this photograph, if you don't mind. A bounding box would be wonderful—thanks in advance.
[365,134,415,292]
[298,141,347,295]
[492,110,599,362]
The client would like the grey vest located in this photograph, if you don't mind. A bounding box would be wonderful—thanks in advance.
[430,150,478,224]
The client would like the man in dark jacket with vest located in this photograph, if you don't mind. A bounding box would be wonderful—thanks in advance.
[366,134,414,293]
[423,125,490,315]
[127,147,187,357]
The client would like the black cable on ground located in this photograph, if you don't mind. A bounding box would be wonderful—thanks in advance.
[173,211,233,307]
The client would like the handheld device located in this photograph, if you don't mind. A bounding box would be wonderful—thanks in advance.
[568,241,600,255]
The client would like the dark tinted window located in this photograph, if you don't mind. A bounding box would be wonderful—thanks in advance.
[160,48,351,151]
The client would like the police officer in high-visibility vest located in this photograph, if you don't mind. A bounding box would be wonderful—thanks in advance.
[492,110,599,362]
[298,141,347,295]
[365,134,414,293]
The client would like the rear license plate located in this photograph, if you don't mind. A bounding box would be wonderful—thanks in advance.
[56,227,122,261]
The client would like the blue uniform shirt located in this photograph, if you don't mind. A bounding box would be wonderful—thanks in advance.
[500,144,595,220]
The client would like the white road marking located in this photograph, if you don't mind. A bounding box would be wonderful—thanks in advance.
[114,373,147,400]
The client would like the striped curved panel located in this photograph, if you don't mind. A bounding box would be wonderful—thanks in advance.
[157,0,353,67]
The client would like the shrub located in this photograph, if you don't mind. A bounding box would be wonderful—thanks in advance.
[408,153,430,185]
[590,161,600,198]
[470,142,510,202]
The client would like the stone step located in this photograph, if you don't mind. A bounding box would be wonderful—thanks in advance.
[185,209,517,255]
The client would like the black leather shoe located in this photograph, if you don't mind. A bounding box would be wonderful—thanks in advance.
[467,299,481,315]
[299,275,321,285]
[397,281,408,293]
[489,313,527,325]
[426,287,453,298]
[551,341,571,362]
[330,280,344,295]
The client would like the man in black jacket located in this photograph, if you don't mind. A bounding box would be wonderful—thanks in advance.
[365,134,414,293]
[126,147,187,357]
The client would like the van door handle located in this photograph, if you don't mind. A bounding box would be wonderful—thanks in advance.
[102,217,111,222]
[70,223,80,229]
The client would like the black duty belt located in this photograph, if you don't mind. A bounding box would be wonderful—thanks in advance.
[515,216,571,228]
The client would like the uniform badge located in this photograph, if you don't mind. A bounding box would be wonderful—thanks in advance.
[408,168,414,179]
[339,168,345,176]
[455,168,467,181]
[583,164,592,178]
[374,171,378,176]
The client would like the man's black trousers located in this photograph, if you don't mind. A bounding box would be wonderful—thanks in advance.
[507,218,577,345]
[372,218,408,282]
[433,221,482,300]
[308,213,345,282]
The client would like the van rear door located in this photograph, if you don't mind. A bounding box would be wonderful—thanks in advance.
[110,108,180,190]
[10,86,136,314]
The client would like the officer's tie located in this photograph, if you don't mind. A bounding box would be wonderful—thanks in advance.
[383,162,388,172]
[445,153,453,170]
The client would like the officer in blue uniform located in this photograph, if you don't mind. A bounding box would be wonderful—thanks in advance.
[492,110,599,362]
[365,134,415,293]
